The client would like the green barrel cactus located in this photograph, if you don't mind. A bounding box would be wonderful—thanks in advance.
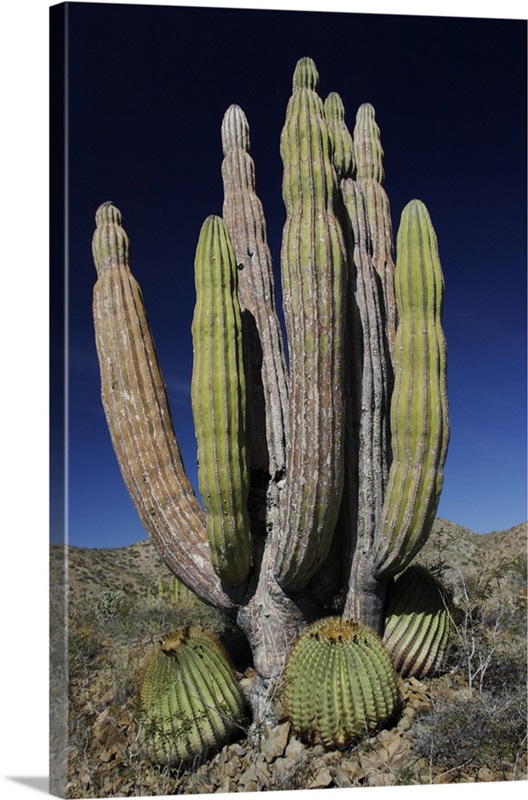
[383,565,452,678]
[139,628,247,765]
[191,215,251,587]
[283,617,400,749]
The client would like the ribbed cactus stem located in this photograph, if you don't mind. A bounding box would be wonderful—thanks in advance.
[376,200,449,577]
[353,103,397,364]
[221,104,289,481]
[354,102,384,184]
[324,92,355,180]
[383,565,452,678]
[274,57,346,593]
[139,628,247,764]
[283,617,400,748]
[339,179,392,627]
[92,203,232,611]
[191,215,251,587]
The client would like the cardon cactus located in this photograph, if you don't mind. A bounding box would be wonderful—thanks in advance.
[139,628,247,764]
[191,215,251,587]
[91,55,450,732]
[283,617,400,748]
[383,565,452,678]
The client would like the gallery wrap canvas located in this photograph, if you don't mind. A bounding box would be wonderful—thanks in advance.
[49,1,527,797]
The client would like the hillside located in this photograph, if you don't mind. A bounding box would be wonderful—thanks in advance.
[51,517,527,609]
[50,518,527,797]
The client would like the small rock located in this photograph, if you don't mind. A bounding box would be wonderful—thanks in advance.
[477,767,495,782]
[308,762,333,789]
[285,736,306,757]
[261,721,291,761]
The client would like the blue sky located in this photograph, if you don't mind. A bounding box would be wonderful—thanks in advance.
[50,1,527,548]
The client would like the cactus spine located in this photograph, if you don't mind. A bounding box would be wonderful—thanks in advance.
[191,215,251,587]
[383,565,452,678]
[283,617,399,748]
[139,628,247,764]
[274,57,347,593]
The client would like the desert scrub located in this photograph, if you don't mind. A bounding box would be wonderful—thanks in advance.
[413,690,527,782]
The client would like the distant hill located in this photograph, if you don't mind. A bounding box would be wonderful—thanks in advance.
[51,518,527,609]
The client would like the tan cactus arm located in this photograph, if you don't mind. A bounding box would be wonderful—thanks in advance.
[92,202,235,611]
[221,104,289,480]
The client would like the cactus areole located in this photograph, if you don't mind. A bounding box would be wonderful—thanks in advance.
[92,57,449,733]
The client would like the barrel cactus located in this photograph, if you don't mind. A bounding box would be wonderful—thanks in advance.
[139,628,248,765]
[383,565,452,678]
[283,617,400,748]
[91,55,450,730]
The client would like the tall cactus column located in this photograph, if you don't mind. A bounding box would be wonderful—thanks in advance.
[274,57,347,593]
[92,203,234,611]
[221,104,289,489]
[375,199,449,578]
[191,215,251,587]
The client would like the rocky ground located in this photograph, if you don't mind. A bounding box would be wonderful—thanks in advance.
[50,519,527,797]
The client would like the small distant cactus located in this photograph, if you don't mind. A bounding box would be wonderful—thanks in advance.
[282,617,400,748]
[383,565,452,678]
[139,627,247,765]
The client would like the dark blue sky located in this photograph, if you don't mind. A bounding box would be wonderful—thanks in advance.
[51,1,527,548]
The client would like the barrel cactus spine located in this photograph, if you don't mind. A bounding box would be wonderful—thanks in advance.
[283,617,400,748]
[139,627,248,765]
[191,215,251,587]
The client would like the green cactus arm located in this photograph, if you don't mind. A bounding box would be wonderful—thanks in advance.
[221,104,289,479]
[91,202,234,611]
[191,214,251,587]
[273,57,347,593]
[375,200,450,578]
[353,102,385,184]
[323,91,355,180]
